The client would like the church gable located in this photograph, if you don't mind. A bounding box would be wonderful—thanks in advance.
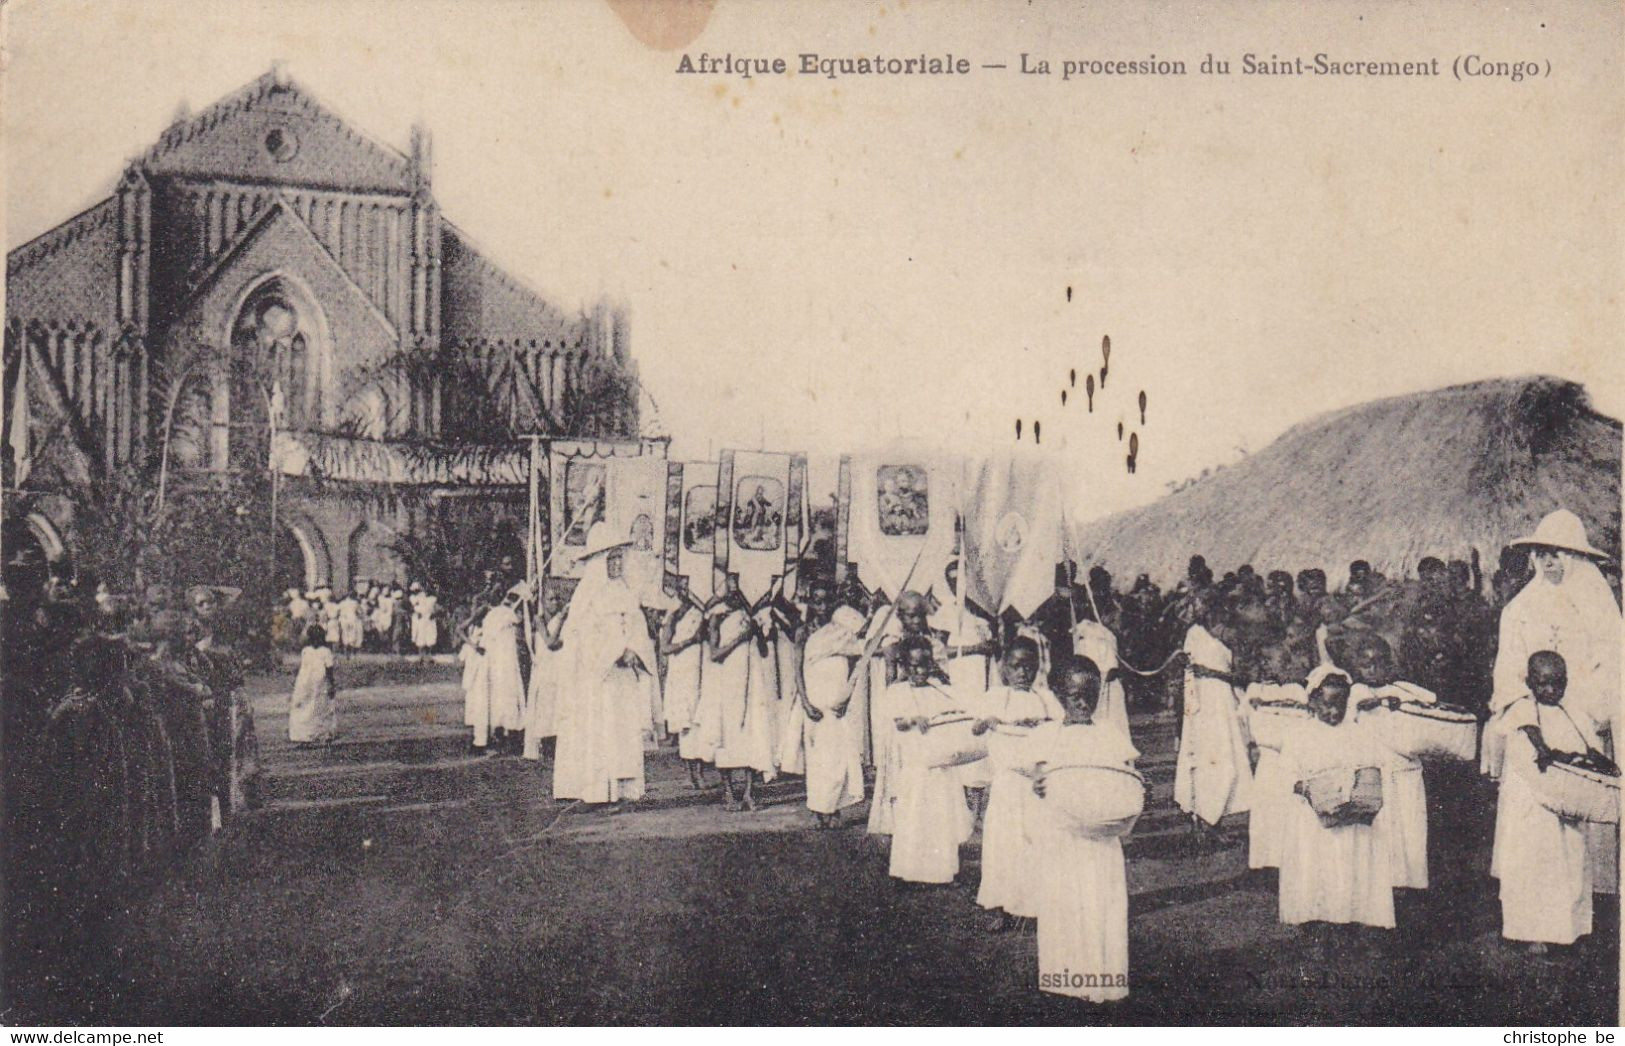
[181,201,399,374]
[144,71,415,195]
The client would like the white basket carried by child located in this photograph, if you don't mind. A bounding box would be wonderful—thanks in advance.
[1300,766,1384,828]
[1037,763,1147,840]
[902,712,988,769]
[1529,755,1622,825]
[1368,702,1479,761]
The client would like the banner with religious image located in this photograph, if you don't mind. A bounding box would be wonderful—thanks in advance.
[716,449,806,606]
[544,438,668,579]
[961,453,1066,619]
[607,454,672,607]
[666,461,721,606]
[839,450,961,602]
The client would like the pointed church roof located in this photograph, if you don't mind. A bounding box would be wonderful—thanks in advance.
[142,67,418,194]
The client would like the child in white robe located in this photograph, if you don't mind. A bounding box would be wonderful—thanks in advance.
[1024,659,1137,1003]
[1174,604,1253,831]
[973,636,1065,928]
[1347,634,1434,890]
[1277,666,1396,933]
[1242,646,1309,871]
[523,588,567,761]
[660,598,709,787]
[1493,650,1606,952]
[884,635,974,884]
[459,604,491,755]
[711,577,779,810]
[288,624,338,744]
[475,586,528,752]
[408,583,438,657]
[801,595,870,826]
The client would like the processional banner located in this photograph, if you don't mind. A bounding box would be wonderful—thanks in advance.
[837,451,961,602]
[664,461,721,606]
[716,449,807,606]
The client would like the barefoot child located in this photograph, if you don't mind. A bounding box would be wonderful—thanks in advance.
[1492,650,1611,952]
[801,589,870,828]
[883,634,974,885]
[974,636,1064,929]
[1025,658,1137,1003]
[288,624,338,744]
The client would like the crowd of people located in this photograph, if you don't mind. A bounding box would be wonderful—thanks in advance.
[275,579,445,657]
[2,547,259,977]
[423,509,1622,1004]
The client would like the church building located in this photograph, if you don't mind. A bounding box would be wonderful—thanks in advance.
[4,65,644,595]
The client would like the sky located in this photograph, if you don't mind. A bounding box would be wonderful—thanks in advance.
[4,0,1621,522]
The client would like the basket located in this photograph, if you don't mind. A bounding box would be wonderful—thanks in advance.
[1039,764,1147,839]
[1248,703,1310,751]
[901,713,988,769]
[1370,702,1478,761]
[1301,766,1384,827]
[1530,757,1621,825]
[984,724,1038,775]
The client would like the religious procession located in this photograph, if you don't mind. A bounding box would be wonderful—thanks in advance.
[429,437,1622,1006]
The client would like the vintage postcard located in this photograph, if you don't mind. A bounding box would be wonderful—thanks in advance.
[1,0,1620,1029]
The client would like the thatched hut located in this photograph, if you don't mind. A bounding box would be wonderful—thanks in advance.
[1072,376,1621,586]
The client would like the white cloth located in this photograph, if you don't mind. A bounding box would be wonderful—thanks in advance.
[1244,682,1307,870]
[336,597,363,649]
[1073,618,1132,742]
[523,612,565,756]
[802,618,868,814]
[882,681,973,882]
[460,618,488,730]
[774,626,809,775]
[1276,713,1395,928]
[936,604,993,787]
[1493,696,1597,943]
[1174,625,1253,825]
[473,603,526,744]
[288,645,336,742]
[1363,682,1436,889]
[371,592,398,635]
[552,557,658,803]
[1024,720,1139,1003]
[663,605,706,741]
[288,596,311,623]
[714,607,782,777]
[976,684,1065,916]
[409,593,439,650]
[688,604,744,765]
[1485,557,1621,778]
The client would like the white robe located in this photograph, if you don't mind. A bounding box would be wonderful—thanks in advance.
[410,593,439,650]
[1243,682,1308,870]
[1277,713,1395,928]
[976,684,1065,917]
[288,645,337,742]
[1024,720,1138,1003]
[1174,625,1253,825]
[801,620,867,814]
[523,612,565,757]
[714,607,781,777]
[336,597,364,649]
[460,618,488,730]
[663,606,706,753]
[775,625,809,775]
[1493,696,1597,944]
[688,605,744,765]
[1485,559,1621,779]
[552,562,658,804]
[1361,682,1435,889]
[474,603,526,744]
[1073,618,1132,742]
[937,608,994,788]
[883,680,973,883]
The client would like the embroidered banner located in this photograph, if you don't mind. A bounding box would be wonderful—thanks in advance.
[717,449,804,605]
[841,451,961,601]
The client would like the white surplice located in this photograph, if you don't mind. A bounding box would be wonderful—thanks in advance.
[883,680,974,883]
[975,683,1065,917]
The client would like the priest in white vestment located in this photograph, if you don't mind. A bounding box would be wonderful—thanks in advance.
[551,525,658,805]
